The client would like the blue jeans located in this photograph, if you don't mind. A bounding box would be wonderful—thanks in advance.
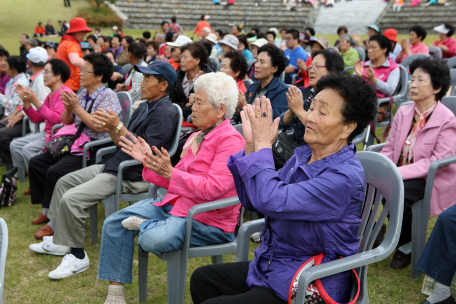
[97,198,235,284]
[416,204,456,286]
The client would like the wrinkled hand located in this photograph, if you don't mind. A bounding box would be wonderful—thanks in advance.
[115,83,129,92]
[15,84,37,108]
[365,66,376,82]
[111,72,124,82]
[6,113,22,127]
[243,96,280,152]
[297,58,307,70]
[119,132,153,163]
[352,34,361,44]
[400,38,409,50]
[92,108,121,132]
[286,86,305,116]
[354,59,364,77]
[60,90,80,111]
[237,90,248,111]
[144,146,174,180]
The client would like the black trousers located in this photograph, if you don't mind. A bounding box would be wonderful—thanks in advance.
[397,178,426,248]
[0,118,28,164]
[28,152,95,208]
[64,0,71,7]
[190,262,287,304]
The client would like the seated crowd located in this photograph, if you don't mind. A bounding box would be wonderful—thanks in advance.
[1,15,456,304]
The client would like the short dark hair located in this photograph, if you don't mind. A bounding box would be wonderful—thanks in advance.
[315,73,378,142]
[233,25,241,31]
[246,33,256,39]
[21,33,29,38]
[238,37,249,50]
[87,35,96,44]
[161,21,169,27]
[444,23,455,37]
[165,32,173,42]
[200,14,206,20]
[311,50,345,74]
[251,28,260,34]
[201,40,213,58]
[38,22,42,25]
[136,38,147,46]
[257,33,266,39]
[83,52,114,83]
[0,49,10,58]
[257,43,287,77]
[112,34,122,43]
[266,31,276,40]
[286,29,299,40]
[152,74,172,92]
[305,27,316,36]
[215,29,224,37]
[368,34,392,57]
[224,50,248,80]
[409,25,427,41]
[410,57,451,102]
[180,42,208,69]
[123,35,134,45]
[337,26,348,35]
[146,40,160,51]
[7,56,26,73]
[104,36,112,48]
[128,42,147,59]
[97,35,106,42]
[101,49,114,58]
[47,58,71,83]
[280,28,288,33]
[143,31,151,39]
[95,28,100,31]
[171,16,177,23]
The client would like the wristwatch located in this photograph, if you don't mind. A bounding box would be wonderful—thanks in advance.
[115,122,123,134]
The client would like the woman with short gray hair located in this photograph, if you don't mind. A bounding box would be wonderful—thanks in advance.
[339,34,359,73]
[97,72,245,304]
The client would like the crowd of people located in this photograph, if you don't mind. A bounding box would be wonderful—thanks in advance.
[1,12,456,304]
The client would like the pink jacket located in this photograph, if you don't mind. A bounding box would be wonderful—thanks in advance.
[381,101,456,216]
[45,124,91,158]
[143,119,245,232]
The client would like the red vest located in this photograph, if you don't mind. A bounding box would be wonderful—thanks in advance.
[363,58,398,98]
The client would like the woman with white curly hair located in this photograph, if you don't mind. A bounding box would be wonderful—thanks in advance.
[97,72,245,304]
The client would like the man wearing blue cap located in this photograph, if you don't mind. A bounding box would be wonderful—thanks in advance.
[28,60,180,280]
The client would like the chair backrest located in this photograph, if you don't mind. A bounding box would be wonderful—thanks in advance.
[395,65,409,105]
[247,59,256,70]
[400,53,431,69]
[327,46,338,52]
[243,79,253,89]
[0,218,8,304]
[291,74,297,84]
[447,57,456,70]
[354,47,366,62]
[442,96,456,116]
[116,92,133,127]
[280,71,285,82]
[355,152,404,299]
[449,69,456,96]
[209,57,219,72]
[234,124,243,137]
[122,63,133,76]
[428,46,442,61]
[351,126,369,146]
[400,100,415,107]
[168,104,183,157]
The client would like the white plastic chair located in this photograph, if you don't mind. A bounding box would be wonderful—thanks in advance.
[0,218,8,304]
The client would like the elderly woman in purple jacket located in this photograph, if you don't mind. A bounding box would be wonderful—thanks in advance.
[190,73,378,304]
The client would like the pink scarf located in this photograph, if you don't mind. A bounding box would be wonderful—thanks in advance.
[402,103,437,165]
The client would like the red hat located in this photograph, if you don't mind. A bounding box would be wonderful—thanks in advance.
[66,18,92,34]
[384,28,398,42]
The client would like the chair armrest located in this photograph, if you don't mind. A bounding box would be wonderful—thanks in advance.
[82,138,113,168]
[423,155,456,205]
[235,219,266,262]
[51,123,64,136]
[365,143,386,152]
[22,115,29,137]
[96,146,117,163]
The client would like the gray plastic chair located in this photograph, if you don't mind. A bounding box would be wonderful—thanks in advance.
[89,104,182,245]
[247,59,256,70]
[0,218,8,304]
[82,92,133,168]
[428,46,442,61]
[233,124,243,137]
[236,151,405,303]
[209,57,219,72]
[447,57,456,69]
[354,47,366,62]
[366,96,456,279]
[138,187,243,303]
[16,116,39,182]
[243,79,253,89]
[400,53,431,69]
[280,71,285,82]
[450,69,456,96]
[352,126,370,147]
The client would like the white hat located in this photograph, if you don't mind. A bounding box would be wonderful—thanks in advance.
[268,28,279,35]
[202,27,211,34]
[26,47,48,65]
[204,15,210,20]
[434,24,451,34]
[112,26,118,31]
[218,34,239,50]
[206,33,218,44]
[251,38,268,48]
[167,35,193,47]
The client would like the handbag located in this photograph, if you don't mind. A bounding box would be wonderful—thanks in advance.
[272,129,300,171]
[0,175,17,207]
[289,253,360,304]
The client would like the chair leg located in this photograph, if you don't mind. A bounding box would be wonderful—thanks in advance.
[103,197,119,219]
[164,251,187,304]
[90,204,98,245]
[18,168,26,183]
[211,255,224,264]
[411,200,427,280]
[138,249,149,303]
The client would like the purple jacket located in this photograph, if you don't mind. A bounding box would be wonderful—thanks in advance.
[227,144,365,302]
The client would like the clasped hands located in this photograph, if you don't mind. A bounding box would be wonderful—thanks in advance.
[240,96,280,155]
[15,84,38,108]
[119,132,174,180]
[354,60,376,83]
[60,90,80,111]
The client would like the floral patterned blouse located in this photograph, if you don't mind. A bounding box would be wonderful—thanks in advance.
[0,73,29,116]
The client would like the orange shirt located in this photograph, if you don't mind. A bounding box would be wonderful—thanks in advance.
[193,21,213,37]
[56,38,83,91]
[35,26,45,35]
[167,57,180,71]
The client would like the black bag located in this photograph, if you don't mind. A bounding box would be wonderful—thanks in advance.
[0,175,17,207]
[272,129,300,171]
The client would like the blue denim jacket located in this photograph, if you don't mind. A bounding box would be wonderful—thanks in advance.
[227,144,365,302]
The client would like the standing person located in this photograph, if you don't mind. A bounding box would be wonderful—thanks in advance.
[56,17,91,92]
[34,22,46,38]
[64,0,71,7]
[0,49,11,95]
[169,16,184,35]
[20,34,29,59]
[396,25,429,63]
[284,29,308,83]
[192,15,213,41]
[45,21,56,35]
[431,23,456,59]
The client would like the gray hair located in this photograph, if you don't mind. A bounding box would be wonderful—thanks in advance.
[202,27,211,34]
[25,38,38,47]
[339,34,352,44]
[193,72,238,120]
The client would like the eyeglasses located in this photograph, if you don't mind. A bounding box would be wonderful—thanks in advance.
[306,65,327,72]
[80,68,95,74]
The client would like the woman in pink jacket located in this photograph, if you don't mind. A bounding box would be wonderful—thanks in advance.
[380,57,456,270]
[97,72,245,304]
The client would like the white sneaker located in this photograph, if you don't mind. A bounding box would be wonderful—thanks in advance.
[29,236,70,256]
[48,252,90,280]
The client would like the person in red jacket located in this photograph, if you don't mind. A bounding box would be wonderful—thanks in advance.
[34,22,46,37]
[192,15,213,40]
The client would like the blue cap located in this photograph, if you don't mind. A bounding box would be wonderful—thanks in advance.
[45,41,57,50]
[134,61,177,87]
[80,42,93,50]
[367,25,381,34]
